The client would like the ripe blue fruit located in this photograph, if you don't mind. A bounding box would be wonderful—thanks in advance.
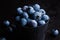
[28,6,35,14]
[52,29,59,36]
[1,37,6,40]
[38,20,46,26]
[21,18,27,27]
[28,20,37,28]
[17,7,23,14]
[22,12,29,19]
[23,5,28,11]
[39,9,46,15]
[33,12,42,21]
[3,20,10,26]
[15,16,20,21]
[33,4,40,11]
[42,15,50,21]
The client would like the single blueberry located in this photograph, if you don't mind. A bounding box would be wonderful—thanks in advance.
[33,4,40,11]
[28,20,37,28]
[22,12,29,19]
[21,18,27,27]
[39,9,46,15]
[17,7,23,14]
[3,20,10,26]
[38,20,46,26]
[23,5,28,11]
[28,6,35,14]
[42,15,50,21]
[52,29,59,36]
[15,16,20,21]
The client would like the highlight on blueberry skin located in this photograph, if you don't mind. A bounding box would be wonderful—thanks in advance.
[38,20,46,26]
[39,9,46,15]
[28,20,37,28]
[23,5,28,11]
[17,7,23,14]
[51,29,59,36]
[42,14,50,21]
[3,20,10,26]
[21,18,27,27]
[15,16,20,21]
[22,12,29,19]
[28,6,35,14]
[33,4,40,11]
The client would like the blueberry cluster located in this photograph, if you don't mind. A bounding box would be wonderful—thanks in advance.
[2,4,50,34]
[3,4,50,28]
[16,4,50,28]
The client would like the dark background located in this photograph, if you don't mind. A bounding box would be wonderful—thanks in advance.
[0,0,60,40]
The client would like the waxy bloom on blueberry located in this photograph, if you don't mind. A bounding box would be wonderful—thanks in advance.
[28,20,37,28]
[23,5,28,11]
[39,9,46,15]
[22,12,29,19]
[52,29,59,36]
[42,15,50,21]
[4,20,10,26]
[28,6,35,14]
[21,18,27,26]
[33,4,40,11]
[17,7,23,14]
[38,20,46,26]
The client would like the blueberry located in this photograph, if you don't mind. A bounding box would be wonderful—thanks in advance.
[28,20,37,28]
[15,16,20,21]
[1,37,6,40]
[33,4,40,11]
[33,12,42,21]
[28,6,35,14]
[22,12,29,19]
[38,20,46,26]
[39,9,46,15]
[23,5,28,11]
[3,20,10,26]
[42,15,50,21]
[21,18,27,27]
[52,29,59,36]
[17,7,23,14]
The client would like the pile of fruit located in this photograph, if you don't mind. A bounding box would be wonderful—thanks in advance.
[1,4,60,40]
[16,4,50,28]
[3,4,50,28]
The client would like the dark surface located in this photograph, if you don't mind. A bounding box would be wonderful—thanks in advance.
[0,0,60,40]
